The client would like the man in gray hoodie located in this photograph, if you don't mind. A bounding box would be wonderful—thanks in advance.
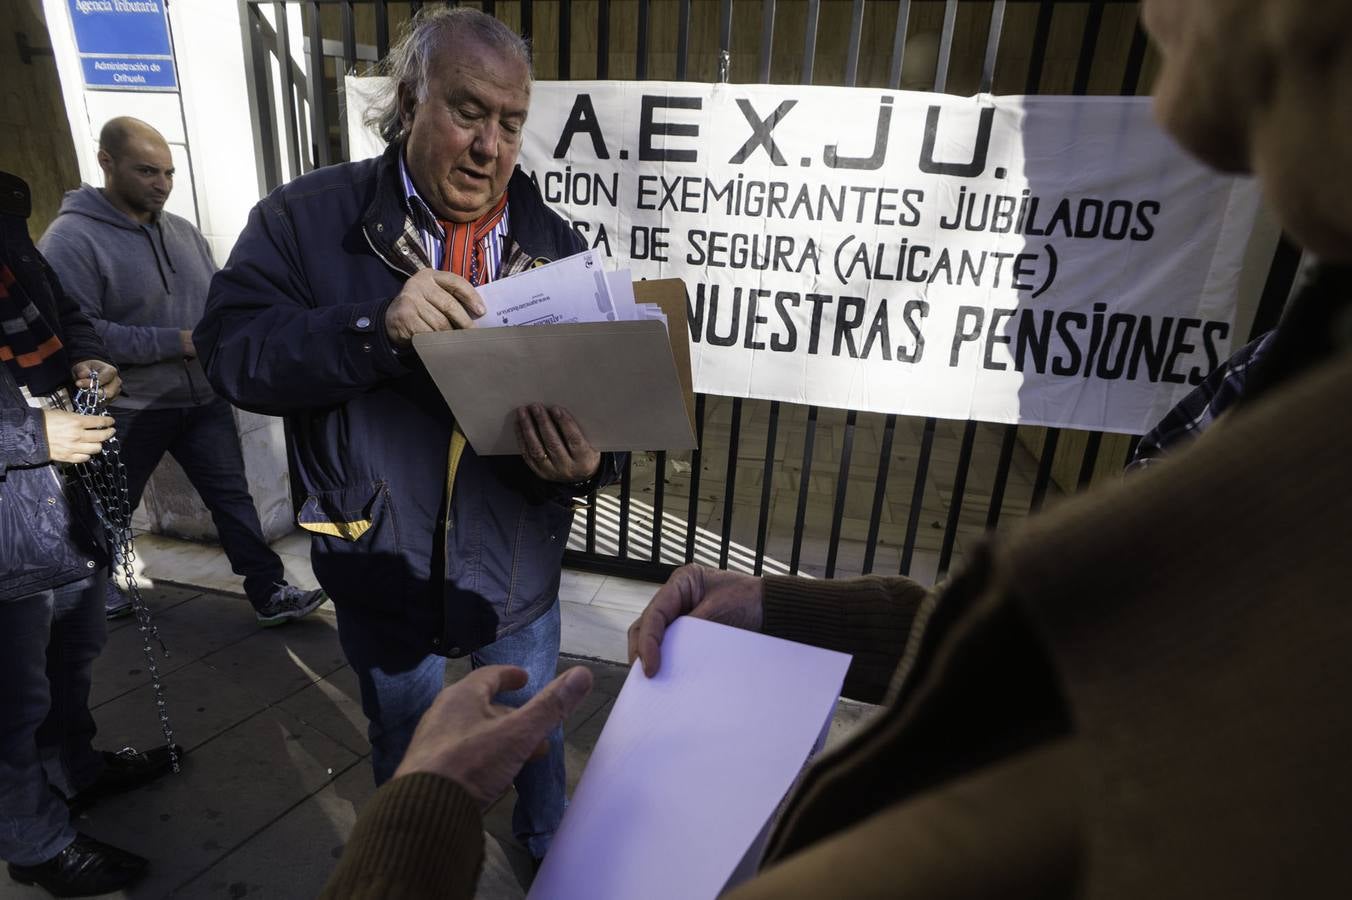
[39,117,325,627]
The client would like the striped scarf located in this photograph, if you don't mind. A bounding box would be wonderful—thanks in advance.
[437,191,510,286]
[0,262,69,395]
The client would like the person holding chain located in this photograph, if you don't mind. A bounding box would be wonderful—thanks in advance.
[2,170,179,898]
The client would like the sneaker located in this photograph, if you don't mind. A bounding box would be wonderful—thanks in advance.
[7,832,147,896]
[105,581,133,620]
[255,583,328,627]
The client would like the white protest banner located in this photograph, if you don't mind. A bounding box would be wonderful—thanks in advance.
[347,79,1261,433]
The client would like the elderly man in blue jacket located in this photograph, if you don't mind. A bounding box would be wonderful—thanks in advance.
[195,7,622,864]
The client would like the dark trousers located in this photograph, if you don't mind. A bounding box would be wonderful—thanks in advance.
[111,398,283,608]
[0,576,107,865]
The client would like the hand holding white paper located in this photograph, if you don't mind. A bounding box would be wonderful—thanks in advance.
[528,617,851,900]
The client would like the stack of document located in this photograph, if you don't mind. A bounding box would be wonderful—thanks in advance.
[475,248,668,330]
[412,251,696,455]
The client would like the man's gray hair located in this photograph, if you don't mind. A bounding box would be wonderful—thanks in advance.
[365,7,532,144]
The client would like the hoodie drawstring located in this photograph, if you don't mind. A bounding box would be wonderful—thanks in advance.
[155,220,177,275]
[141,224,172,294]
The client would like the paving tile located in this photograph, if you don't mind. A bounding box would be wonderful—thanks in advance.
[276,665,370,758]
[197,613,347,708]
[559,568,606,605]
[173,760,374,900]
[71,706,359,898]
[589,576,658,615]
[560,602,631,663]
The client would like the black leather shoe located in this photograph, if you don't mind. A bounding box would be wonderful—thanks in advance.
[68,744,183,811]
[7,833,147,897]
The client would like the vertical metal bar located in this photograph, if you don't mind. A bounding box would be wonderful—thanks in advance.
[824,411,857,579]
[650,450,667,563]
[718,399,743,570]
[482,0,495,14]
[899,418,936,576]
[375,0,389,57]
[800,0,819,84]
[636,0,650,80]
[979,0,1007,93]
[584,489,597,553]
[789,406,819,575]
[684,393,707,563]
[1125,435,1142,468]
[937,420,978,580]
[306,1,331,169]
[248,7,282,192]
[341,0,356,73]
[1024,0,1055,94]
[1029,428,1061,513]
[887,0,911,89]
[1072,0,1106,95]
[862,414,896,575]
[932,0,958,92]
[617,453,632,558]
[521,0,533,41]
[558,0,571,79]
[985,423,1019,530]
[597,0,610,79]
[273,2,302,179]
[719,0,733,59]
[676,0,691,80]
[843,0,865,87]
[1076,432,1103,489]
[753,402,780,577]
[1250,236,1302,339]
[757,0,776,83]
[1120,21,1148,95]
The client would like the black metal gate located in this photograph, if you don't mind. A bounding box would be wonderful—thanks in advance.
[242,0,1299,585]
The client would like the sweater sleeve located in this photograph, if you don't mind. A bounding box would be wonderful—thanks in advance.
[38,230,180,364]
[320,773,485,900]
[761,575,929,705]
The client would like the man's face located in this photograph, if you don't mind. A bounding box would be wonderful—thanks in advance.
[100,134,174,219]
[400,35,531,223]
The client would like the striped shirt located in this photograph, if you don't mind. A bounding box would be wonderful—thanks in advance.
[397,152,510,284]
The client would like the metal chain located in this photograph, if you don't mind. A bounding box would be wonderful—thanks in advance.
[71,373,180,773]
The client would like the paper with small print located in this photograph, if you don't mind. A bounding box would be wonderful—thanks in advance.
[527,618,852,900]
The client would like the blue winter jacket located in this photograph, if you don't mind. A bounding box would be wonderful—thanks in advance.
[1,173,109,601]
[196,144,621,656]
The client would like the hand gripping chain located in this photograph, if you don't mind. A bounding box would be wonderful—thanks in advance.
[71,372,180,773]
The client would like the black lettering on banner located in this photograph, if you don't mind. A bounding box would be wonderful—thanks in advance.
[825,96,893,171]
[834,296,868,358]
[640,95,702,162]
[745,289,770,350]
[984,308,1014,371]
[1127,315,1172,381]
[804,293,833,354]
[950,306,985,366]
[729,99,796,166]
[899,299,929,364]
[1164,317,1200,384]
[1200,320,1230,377]
[919,105,994,177]
[1016,309,1052,372]
[1095,313,1136,379]
[1051,313,1086,375]
[771,292,799,352]
[860,300,892,361]
[630,225,670,261]
[552,94,610,159]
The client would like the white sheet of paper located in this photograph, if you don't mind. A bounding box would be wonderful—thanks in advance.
[606,270,639,320]
[528,618,852,900]
[476,248,616,327]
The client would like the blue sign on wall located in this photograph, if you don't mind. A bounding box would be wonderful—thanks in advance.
[66,0,178,92]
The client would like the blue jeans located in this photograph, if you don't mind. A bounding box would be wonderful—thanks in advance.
[0,576,107,865]
[111,398,283,609]
[335,600,565,858]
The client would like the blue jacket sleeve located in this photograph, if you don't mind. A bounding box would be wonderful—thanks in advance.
[195,196,409,416]
[0,405,50,474]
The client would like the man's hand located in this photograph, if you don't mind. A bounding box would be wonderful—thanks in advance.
[71,359,121,401]
[393,665,594,809]
[385,268,486,348]
[515,404,601,483]
[179,330,197,358]
[628,565,766,677]
[42,409,116,464]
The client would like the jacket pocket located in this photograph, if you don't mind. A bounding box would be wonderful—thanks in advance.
[298,481,404,608]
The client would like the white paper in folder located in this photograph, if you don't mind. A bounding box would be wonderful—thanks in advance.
[527,618,851,900]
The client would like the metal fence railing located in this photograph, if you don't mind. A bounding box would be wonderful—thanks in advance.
[241,0,1298,585]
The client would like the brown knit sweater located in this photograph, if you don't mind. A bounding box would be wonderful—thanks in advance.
[324,348,1352,899]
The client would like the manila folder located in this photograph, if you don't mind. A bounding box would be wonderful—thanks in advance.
[413,319,698,455]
